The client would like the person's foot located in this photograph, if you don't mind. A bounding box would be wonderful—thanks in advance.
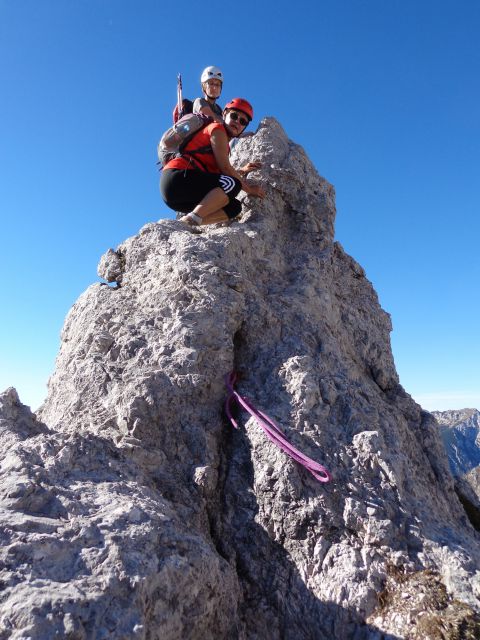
[180,212,203,225]
[179,213,198,225]
[179,214,202,233]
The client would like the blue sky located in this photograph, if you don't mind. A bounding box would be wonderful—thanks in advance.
[1,0,479,412]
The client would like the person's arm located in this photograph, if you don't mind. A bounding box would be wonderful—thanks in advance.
[193,98,223,123]
[210,129,265,198]
[199,104,223,123]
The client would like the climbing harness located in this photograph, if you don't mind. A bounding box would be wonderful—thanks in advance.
[224,372,331,483]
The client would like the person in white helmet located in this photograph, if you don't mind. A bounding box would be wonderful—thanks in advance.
[192,66,224,123]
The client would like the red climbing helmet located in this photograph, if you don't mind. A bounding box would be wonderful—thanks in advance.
[224,98,253,122]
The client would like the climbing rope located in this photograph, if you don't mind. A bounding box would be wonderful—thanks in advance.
[224,372,331,483]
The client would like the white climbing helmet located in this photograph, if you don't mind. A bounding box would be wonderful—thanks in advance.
[201,66,223,84]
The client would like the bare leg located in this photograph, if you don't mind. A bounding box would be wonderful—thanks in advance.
[179,187,230,227]
[201,209,229,225]
[180,207,230,228]
[193,188,229,218]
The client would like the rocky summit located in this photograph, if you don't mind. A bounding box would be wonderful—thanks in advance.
[1,118,479,639]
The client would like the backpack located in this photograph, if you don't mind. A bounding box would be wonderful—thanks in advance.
[173,98,193,124]
[157,112,213,169]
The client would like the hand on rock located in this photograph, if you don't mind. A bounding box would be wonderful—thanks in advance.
[241,162,262,176]
[245,183,266,199]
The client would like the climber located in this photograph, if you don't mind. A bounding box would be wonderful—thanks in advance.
[192,66,224,123]
[160,98,265,227]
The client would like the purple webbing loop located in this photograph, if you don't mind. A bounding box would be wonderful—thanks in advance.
[224,372,331,483]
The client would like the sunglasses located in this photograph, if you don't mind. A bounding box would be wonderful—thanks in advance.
[227,111,249,127]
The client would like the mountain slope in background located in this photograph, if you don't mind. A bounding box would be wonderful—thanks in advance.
[433,408,480,477]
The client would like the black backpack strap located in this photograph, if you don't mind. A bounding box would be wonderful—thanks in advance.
[182,151,209,172]
[181,144,213,172]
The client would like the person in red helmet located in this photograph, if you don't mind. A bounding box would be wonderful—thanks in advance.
[160,98,265,227]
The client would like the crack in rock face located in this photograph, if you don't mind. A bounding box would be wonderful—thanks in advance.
[1,118,479,639]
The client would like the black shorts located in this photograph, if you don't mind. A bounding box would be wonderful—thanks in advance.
[160,169,243,219]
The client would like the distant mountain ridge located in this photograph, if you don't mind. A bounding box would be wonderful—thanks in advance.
[433,408,480,477]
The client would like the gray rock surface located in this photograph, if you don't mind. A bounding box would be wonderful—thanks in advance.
[1,118,480,639]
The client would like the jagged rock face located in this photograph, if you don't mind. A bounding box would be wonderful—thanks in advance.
[1,119,480,639]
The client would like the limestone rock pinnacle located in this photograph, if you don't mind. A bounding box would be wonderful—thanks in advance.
[1,118,479,639]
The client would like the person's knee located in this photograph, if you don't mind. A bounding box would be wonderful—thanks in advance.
[219,175,242,199]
